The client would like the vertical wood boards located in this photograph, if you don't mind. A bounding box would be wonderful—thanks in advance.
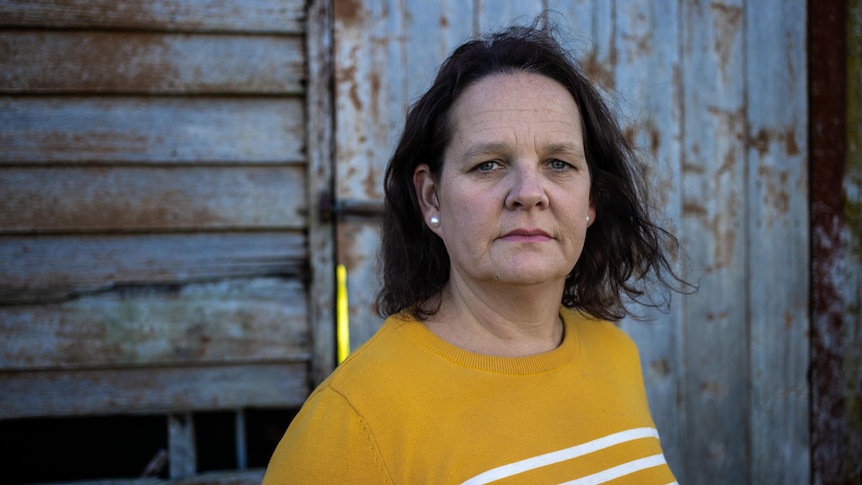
[745,0,810,482]
[679,1,749,481]
[333,0,475,349]
[306,0,338,384]
[606,0,687,478]
[476,0,546,32]
[333,0,394,349]
[169,414,197,480]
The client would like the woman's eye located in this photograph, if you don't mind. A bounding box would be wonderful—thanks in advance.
[475,161,499,172]
[548,159,571,170]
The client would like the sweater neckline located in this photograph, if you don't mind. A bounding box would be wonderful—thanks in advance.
[397,309,581,375]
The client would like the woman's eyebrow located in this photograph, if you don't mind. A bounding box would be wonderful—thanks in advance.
[544,142,586,160]
[460,141,587,163]
[460,142,510,163]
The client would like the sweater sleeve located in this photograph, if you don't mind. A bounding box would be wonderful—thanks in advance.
[262,386,392,485]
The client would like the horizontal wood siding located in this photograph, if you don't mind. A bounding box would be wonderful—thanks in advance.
[0,167,306,232]
[0,363,309,419]
[1,232,305,305]
[0,0,313,423]
[0,31,305,94]
[0,278,309,370]
[0,97,305,163]
[0,0,305,33]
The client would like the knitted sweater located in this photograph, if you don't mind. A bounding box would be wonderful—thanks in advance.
[263,308,677,484]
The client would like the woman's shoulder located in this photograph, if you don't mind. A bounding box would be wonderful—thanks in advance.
[560,307,638,352]
[320,313,422,390]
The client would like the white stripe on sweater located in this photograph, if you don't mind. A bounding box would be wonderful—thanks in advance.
[461,427,661,485]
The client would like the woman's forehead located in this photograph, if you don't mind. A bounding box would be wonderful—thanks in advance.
[446,72,584,153]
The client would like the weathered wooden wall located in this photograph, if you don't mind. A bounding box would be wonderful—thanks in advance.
[0,0,332,481]
[332,0,810,483]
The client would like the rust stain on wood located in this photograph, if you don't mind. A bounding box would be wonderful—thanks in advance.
[334,0,365,28]
[709,2,743,79]
[757,164,791,220]
[583,49,617,90]
[750,127,801,158]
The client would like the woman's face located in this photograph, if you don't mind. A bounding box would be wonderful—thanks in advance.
[414,72,595,291]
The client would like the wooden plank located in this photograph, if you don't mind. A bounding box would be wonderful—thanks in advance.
[0,278,309,371]
[0,0,305,34]
[0,363,309,419]
[333,0,407,348]
[0,232,306,303]
[169,414,197,479]
[0,166,307,233]
[551,0,617,93]
[679,0,749,482]
[475,0,545,32]
[0,31,304,94]
[306,0,337,385]
[606,0,687,478]
[744,1,810,482]
[404,0,475,100]
[545,0,594,56]
[333,0,405,205]
[0,96,305,164]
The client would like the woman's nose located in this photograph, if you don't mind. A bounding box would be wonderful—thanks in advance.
[505,165,549,209]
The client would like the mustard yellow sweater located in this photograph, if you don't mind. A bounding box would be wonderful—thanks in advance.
[263,308,677,484]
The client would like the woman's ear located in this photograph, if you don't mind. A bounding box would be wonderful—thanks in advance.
[413,164,440,231]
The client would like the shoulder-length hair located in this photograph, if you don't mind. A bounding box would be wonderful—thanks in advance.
[376,22,689,322]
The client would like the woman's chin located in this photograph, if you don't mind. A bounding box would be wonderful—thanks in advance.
[487,267,570,288]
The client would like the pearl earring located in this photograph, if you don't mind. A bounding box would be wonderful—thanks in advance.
[429,215,440,227]
[586,215,590,223]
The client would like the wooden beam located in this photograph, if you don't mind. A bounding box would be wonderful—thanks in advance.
[0,166,307,233]
[0,232,306,303]
[0,278,309,371]
[0,363,310,419]
[0,96,305,164]
[744,0,810,482]
[169,414,197,479]
[0,0,305,34]
[0,31,304,95]
[305,0,337,385]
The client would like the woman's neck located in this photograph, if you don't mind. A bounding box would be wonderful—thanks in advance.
[424,277,565,357]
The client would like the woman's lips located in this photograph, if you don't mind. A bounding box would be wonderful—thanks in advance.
[500,229,552,242]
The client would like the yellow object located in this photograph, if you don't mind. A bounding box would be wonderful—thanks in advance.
[262,309,675,484]
[336,264,350,363]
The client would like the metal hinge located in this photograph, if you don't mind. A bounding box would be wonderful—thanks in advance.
[318,191,385,222]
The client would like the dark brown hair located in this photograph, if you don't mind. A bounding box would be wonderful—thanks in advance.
[376,22,691,321]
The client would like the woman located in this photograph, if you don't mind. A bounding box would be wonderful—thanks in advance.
[264,23,687,484]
